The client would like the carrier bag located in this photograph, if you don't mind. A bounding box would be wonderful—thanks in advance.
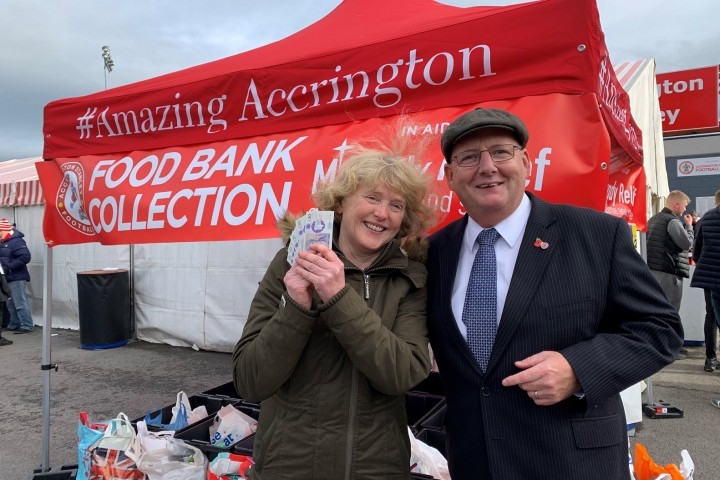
[134,436,207,480]
[89,412,144,480]
[77,411,108,480]
[209,404,257,448]
[207,452,254,480]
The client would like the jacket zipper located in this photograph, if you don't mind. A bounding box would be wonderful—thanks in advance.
[363,274,370,299]
[344,366,359,480]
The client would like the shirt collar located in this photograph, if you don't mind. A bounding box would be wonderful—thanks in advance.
[464,193,531,249]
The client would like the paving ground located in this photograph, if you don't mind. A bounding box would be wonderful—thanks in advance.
[1,327,718,480]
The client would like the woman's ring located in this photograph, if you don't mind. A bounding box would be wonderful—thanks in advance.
[533,390,539,399]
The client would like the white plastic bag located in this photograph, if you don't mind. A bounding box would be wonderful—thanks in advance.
[678,450,694,480]
[408,427,451,480]
[131,420,176,456]
[209,404,258,448]
[134,434,208,480]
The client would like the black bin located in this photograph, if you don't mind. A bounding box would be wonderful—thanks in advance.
[77,269,131,349]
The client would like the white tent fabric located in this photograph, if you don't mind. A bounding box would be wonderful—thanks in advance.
[133,239,280,351]
[22,222,280,352]
[614,58,670,215]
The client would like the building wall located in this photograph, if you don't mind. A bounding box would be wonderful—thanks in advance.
[664,133,720,214]
[663,133,718,343]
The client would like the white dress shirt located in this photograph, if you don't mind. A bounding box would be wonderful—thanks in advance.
[451,194,532,339]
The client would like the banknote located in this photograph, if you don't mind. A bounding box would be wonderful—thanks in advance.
[287,210,334,265]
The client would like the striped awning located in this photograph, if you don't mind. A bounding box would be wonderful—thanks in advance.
[613,59,670,203]
[613,59,652,90]
[0,157,44,206]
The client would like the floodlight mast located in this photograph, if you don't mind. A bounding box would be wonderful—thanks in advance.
[101,45,114,89]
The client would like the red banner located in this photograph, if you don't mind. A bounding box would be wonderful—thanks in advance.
[606,163,647,231]
[42,0,640,168]
[656,65,719,132]
[38,94,612,246]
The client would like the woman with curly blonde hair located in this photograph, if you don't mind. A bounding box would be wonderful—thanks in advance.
[234,125,436,479]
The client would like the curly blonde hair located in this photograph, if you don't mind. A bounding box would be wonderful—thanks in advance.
[313,127,436,237]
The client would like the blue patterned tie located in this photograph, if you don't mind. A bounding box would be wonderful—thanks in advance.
[462,228,500,372]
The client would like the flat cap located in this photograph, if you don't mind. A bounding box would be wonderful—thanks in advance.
[441,108,529,162]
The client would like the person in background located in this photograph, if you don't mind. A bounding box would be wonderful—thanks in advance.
[689,210,701,265]
[646,191,693,357]
[232,132,435,479]
[0,265,12,346]
[690,209,718,372]
[646,191,694,311]
[426,107,683,479]
[0,218,34,334]
[690,190,720,401]
[701,288,718,372]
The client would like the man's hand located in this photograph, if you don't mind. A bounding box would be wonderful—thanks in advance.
[501,351,581,406]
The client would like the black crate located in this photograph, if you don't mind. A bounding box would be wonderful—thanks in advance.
[28,466,77,480]
[418,403,446,430]
[132,394,237,433]
[232,432,256,456]
[409,371,444,397]
[174,403,260,461]
[410,473,435,480]
[405,392,444,431]
[201,381,241,401]
[414,428,447,458]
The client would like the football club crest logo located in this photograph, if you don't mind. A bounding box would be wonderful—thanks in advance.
[56,162,96,235]
[678,161,694,176]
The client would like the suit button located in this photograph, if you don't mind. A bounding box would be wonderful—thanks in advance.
[481,386,490,396]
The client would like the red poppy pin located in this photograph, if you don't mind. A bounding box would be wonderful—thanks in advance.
[533,237,549,249]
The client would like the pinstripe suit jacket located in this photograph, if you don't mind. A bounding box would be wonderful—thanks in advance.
[427,193,683,480]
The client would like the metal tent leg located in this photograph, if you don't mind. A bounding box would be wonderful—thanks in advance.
[642,375,684,419]
[41,244,56,472]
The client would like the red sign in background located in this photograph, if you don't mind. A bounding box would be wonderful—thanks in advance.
[656,65,719,132]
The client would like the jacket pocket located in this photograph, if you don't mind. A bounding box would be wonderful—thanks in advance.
[571,414,624,449]
[543,299,592,321]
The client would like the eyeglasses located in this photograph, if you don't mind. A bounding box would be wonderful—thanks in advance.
[452,144,522,167]
[361,194,406,214]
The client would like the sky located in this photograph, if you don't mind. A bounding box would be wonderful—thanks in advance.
[0,0,718,161]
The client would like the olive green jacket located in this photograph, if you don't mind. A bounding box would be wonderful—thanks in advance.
[232,220,431,480]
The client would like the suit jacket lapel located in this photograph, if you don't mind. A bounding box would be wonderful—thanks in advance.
[487,194,559,373]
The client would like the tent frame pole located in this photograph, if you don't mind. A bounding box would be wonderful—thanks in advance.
[41,243,54,472]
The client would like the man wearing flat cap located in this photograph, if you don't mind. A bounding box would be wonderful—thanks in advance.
[426,108,682,479]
